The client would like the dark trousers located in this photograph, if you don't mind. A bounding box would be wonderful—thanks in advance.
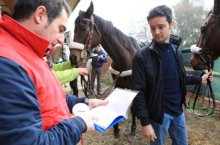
[69,79,78,96]
[91,67,102,93]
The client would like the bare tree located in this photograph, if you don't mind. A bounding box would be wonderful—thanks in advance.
[173,0,209,47]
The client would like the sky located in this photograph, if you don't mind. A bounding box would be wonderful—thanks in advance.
[67,0,214,34]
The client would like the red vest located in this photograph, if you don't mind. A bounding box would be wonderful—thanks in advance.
[0,15,71,130]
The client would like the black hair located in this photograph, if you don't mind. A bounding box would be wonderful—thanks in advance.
[12,0,71,24]
[147,5,172,24]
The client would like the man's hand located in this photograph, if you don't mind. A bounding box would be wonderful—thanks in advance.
[88,99,108,109]
[142,124,157,142]
[96,56,100,61]
[76,68,89,76]
[73,99,108,131]
[201,71,213,84]
[76,113,97,131]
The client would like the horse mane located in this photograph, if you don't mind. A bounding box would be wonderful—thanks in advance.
[93,14,140,51]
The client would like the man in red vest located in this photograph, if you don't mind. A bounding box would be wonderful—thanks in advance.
[0,0,107,144]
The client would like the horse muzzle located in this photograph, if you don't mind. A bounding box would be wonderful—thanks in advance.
[190,44,202,54]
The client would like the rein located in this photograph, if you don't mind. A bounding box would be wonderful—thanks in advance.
[188,12,219,116]
[188,59,216,116]
[77,16,96,98]
[190,40,215,116]
[80,71,122,99]
[188,75,216,117]
[79,15,133,98]
[79,15,115,98]
[198,12,220,65]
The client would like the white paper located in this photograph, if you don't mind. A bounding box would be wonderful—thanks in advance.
[89,88,138,130]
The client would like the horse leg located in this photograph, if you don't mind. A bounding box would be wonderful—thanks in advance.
[113,123,120,138]
[129,105,136,136]
[130,114,136,136]
[69,79,79,96]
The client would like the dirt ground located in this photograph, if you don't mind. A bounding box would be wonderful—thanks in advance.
[75,108,220,145]
[65,73,220,145]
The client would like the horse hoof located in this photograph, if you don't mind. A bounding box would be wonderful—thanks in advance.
[113,129,120,138]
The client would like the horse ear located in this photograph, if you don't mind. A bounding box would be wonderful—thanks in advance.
[79,10,84,15]
[84,1,94,18]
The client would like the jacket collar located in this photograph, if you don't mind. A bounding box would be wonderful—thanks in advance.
[0,15,50,58]
[149,40,156,50]
[149,39,177,53]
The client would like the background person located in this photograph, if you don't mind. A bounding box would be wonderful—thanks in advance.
[90,44,107,95]
[67,42,88,96]
[132,5,213,145]
[47,43,88,87]
[0,0,107,144]
[51,60,88,84]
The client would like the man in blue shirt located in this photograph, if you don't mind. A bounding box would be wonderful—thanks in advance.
[132,5,213,145]
[91,44,107,95]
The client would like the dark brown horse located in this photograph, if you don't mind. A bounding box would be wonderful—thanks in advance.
[71,2,142,137]
[190,0,218,116]
[191,0,220,70]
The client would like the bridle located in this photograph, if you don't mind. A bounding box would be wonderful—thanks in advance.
[81,15,133,77]
[197,52,213,71]
[196,12,220,71]
[82,15,101,54]
[189,45,215,117]
[76,15,117,98]
[188,13,219,116]
[74,15,102,68]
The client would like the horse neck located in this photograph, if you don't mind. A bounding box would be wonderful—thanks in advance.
[94,15,136,70]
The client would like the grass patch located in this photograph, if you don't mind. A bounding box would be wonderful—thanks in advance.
[187,100,216,117]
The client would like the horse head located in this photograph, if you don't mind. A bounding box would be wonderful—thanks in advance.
[68,42,86,67]
[191,0,220,70]
[71,1,101,66]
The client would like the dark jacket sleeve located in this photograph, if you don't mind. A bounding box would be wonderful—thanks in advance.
[0,57,87,145]
[185,73,202,85]
[131,51,152,126]
[177,49,202,85]
[66,95,85,113]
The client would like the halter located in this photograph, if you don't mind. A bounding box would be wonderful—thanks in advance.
[198,54,213,70]
[188,13,219,116]
[77,15,132,98]
[82,15,101,53]
[197,12,220,70]
[77,15,108,98]
[189,48,215,117]
[76,15,101,67]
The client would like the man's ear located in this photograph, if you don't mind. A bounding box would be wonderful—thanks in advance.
[34,6,47,24]
[170,20,175,29]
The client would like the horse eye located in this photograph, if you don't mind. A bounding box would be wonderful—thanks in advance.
[80,21,86,25]
[80,20,90,26]
[79,20,90,31]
